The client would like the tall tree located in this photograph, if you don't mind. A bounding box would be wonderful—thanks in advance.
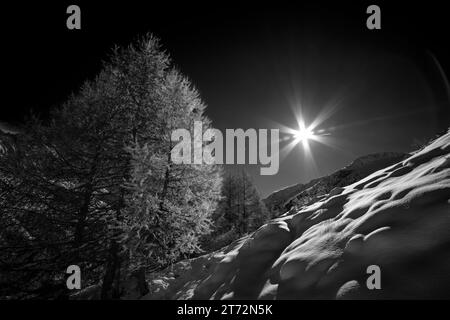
[123,68,222,273]
[0,34,222,299]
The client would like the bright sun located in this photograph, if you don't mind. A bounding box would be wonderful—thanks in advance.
[294,127,315,142]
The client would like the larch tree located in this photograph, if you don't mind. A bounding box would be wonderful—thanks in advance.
[0,34,222,299]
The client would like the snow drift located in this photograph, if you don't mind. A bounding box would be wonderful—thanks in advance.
[144,130,450,300]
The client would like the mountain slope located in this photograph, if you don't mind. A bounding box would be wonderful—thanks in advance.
[144,130,450,299]
[263,183,308,216]
[263,152,407,217]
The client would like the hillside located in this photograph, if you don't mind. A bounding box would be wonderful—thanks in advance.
[263,183,308,217]
[143,130,450,299]
[263,152,407,217]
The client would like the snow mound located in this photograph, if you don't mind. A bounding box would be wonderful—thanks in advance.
[145,131,450,299]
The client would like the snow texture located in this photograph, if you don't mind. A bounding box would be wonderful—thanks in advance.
[144,131,450,299]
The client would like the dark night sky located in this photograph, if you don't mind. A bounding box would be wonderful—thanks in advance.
[2,1,450,197]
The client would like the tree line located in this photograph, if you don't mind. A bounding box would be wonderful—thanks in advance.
[204,169,269,251]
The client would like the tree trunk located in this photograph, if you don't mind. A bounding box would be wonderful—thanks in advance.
[101,240,121,299]
[73,186,92,247]
[159,149,172,211]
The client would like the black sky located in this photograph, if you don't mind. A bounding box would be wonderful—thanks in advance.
[2,1,450,197]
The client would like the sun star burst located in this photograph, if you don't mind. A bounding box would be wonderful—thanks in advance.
[294,126,315,142]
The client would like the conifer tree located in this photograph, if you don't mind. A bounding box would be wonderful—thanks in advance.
[123,69,222,271]
[0,34,222,299]
[206,169,269,250]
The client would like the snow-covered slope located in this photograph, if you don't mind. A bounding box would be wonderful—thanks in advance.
[144,130,450,299]
[263,152,407,217]
[263,183,308,216]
